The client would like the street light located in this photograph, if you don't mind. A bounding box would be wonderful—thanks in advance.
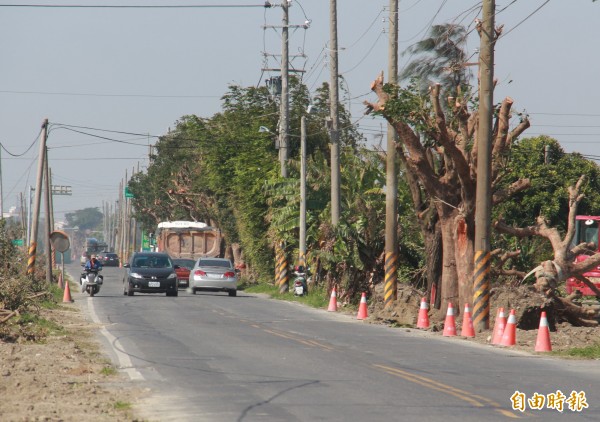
[258,126,279,149]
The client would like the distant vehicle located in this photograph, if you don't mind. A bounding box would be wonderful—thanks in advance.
[566,216,600,295]
[123,252,178,297]
[172,258,195,288]
[154,221,222,260]
[188,257,238,297]
[98,252,120,267]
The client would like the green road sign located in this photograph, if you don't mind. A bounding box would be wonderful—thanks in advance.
[12,239,24,246]
[141,231,151,251]
[124,186,134,198]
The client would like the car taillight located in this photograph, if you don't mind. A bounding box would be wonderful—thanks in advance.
[194,270,207,276]
[224,271,235,278]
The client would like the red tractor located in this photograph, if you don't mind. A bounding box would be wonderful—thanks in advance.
[565,215,600,295]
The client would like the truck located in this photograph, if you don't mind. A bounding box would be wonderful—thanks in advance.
[154,221,222,260]
[565,215,600,295]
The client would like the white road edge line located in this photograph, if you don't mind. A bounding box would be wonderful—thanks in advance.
[87,297,145,381]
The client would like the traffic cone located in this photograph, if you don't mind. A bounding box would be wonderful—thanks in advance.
[500,309,517,346]
[461,303,475,337]
[491,307,507,345]
[327,288,338,312]
[535,311,552,352]
[442,303,457,336]
[416,297,430,329]
[356,292,368,320]
[57,271,64,289]
[63,280,73,303]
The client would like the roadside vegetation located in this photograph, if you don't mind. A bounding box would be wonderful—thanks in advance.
[554,344,600,359]
[0,219,65,342]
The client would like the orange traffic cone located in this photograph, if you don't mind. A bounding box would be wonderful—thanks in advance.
[491,307,507,345]
[443,303,457,336]
[461,303,475,337]
[500,309,517,346]
[327,288,338,312]
[416,297,430,329]
[535,311,552,352]
[63,280,73,303]
[57,271,64,289]
[357,292,368,320]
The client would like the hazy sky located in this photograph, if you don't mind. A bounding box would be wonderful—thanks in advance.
[1,1,598,224]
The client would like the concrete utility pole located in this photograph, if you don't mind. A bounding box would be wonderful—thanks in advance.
[329,0,340,225]
[279,0,290,178]
[27,119,48,277]
[44,146,53,283]
[384,0,399,308]
[473,0,495,332]
[299,115,307,268]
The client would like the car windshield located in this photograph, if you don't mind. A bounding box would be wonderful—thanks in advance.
[173,259,195,269]
[198,259,232,268]
[133,256,171,268]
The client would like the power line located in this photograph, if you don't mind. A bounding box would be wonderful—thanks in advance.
[0,127,43,157]
[0,89,220,99]
[0,3,270,9]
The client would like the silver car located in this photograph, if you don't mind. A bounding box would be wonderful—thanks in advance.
[188,257,238,297]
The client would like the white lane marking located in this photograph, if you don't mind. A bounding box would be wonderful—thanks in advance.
[88,298,145,381]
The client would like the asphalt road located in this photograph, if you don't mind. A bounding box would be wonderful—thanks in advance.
[65,263,600,422]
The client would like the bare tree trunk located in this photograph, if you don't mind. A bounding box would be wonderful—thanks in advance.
[439,210,459,316]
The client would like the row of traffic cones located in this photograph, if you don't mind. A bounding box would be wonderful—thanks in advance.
[327,288,370,320]
[416,298,552,352]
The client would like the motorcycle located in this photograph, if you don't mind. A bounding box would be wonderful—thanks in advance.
[80,268,103,296]
[292,266,308,296]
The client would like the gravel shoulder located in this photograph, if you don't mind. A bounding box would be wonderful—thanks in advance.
[0,295,143,422]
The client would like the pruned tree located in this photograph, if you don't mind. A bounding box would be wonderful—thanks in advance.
[364,71,530,315]
[495,175,600,327]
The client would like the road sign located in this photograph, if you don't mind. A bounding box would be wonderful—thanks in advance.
[124,186,134,198]
[52,185,72,195]
[11,239,24,247]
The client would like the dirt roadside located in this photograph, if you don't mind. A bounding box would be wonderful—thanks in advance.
[367,283,600,354]
[0,287,144,422]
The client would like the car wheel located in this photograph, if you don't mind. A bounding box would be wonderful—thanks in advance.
[127,285,134,296]
[229,290,237,297]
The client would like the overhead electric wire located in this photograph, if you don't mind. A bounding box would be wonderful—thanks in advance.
[0,3,269,9]
[340,31,384,76]
[498,0,550,40]
[0,127,42,157]
[0,89,220,98]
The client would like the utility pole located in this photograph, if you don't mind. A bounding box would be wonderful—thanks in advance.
[329,0,340,225]
[27,118,48,277]
[299,115,307,268]
[117,180,123,260]
[19,192,25,237]
[44,146,53,283]
[26,186,33,249]
[384,0,399,308]
[473,0,495,332]
[279,0,290,178]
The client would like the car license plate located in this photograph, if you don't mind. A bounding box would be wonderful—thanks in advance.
[148,281,160,287]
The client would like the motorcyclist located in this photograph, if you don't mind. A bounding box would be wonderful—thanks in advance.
[81,254,103,293]
[293,265,308,295]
